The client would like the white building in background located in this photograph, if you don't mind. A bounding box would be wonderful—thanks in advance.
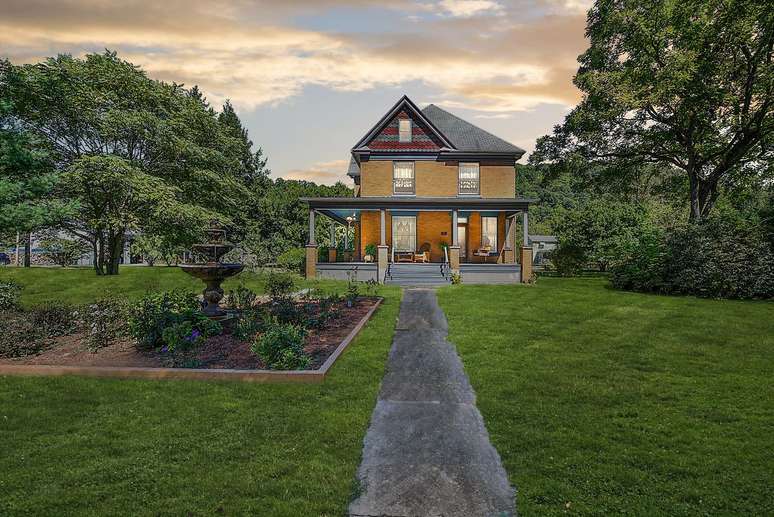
[529,235,558,266]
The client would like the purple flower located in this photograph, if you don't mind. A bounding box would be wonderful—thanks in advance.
[161,346,169,353]
[186,329,202,342]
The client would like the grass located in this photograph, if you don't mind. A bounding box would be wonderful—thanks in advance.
[437,278,774,516]
[0,265,297,307]
[0,266,401,516]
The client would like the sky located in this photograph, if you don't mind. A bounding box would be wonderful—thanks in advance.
[1,0,591,185]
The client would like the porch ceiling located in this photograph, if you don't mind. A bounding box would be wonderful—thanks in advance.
[301,196,536,211]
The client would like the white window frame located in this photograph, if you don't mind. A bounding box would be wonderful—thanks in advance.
[458,162,480,195]
[393,161,415,195]
[392,215,417,252]
[398,119,412,143]
[481,216,498,250]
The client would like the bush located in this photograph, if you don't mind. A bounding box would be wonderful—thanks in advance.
[364,243,377,257]
[252,320,309,370]
[611,219,774,299]
[30,303,79,337]
[127,290,201,349]
[0,316,47,358]
[549,244,586,276]
[266,271,294,300]
[77,298,127,351]
[276,248,305,274]
[0,281,22,310]
[227,284,258,310]
[234,309,266,341]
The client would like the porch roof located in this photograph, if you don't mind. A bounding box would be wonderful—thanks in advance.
[300,196,536,211]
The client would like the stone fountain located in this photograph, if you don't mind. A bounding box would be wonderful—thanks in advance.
[179,223,244,319]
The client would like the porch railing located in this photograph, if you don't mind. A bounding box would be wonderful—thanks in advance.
[440,246,449,279]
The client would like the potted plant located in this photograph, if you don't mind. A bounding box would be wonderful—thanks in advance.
[364,243,377,263]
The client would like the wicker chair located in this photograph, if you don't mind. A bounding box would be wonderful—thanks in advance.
[414,242,431,263]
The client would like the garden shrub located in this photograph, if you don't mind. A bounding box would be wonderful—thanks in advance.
[252,320,309,370]
[227,284,258,310]
[269,297,306,326]
[30,303,79,337]
[77,298,127,351]
[234,309,266,341]
[0,315,47,358]
[0,281,22,310]
[345,276,359,307]
[127,290,202,349]
[548,244,586,276]
[611,219,774,299]
[266,271,294,300]
[276,248,305,274]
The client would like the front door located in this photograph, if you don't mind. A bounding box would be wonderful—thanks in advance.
[458,224,467,261]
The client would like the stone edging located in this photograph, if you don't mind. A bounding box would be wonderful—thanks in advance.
[0,297,383,383]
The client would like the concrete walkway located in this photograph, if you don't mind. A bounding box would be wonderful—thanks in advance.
[349,289,515,517]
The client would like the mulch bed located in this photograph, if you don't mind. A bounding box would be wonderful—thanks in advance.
[0,297,380,371]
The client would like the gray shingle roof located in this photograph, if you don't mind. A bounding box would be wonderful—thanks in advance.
[347,156,360,177]
[421,104,525,154]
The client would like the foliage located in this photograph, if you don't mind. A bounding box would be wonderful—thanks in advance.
[0,314,47,358]
[548,244,586,277]
[252,320,310,370]
[0,280,22,309]
[2,51,257,275]
[30,302,79,337]
[531,0,774,221]
[318,245,329,262]
[127,290,201,349]
[38,235,89,267]
[364,243,377,257]
[227,284,258,311]
[266,271,294,300]
[552,198,649,272]
[450,271,462,285]
[345,274,359,307]
[276,248,305,274]
[161,321,204,353]
[611,217,774,299]
[0,98,75,237]
[76,298,127,351]
[233,309,266,341]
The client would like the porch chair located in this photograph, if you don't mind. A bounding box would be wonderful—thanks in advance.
[473,245,500,263]
[414,242,431,263]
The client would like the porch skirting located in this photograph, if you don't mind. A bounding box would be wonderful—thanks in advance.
[317,262,378,282]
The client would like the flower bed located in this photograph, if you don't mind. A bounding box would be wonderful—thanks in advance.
[0,276,382,382]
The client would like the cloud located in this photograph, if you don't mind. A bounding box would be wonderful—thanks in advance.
[283,159,351,186]
[437,0,504,18]
[0,0,588,115]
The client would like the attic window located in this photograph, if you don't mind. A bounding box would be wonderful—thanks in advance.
[398,119,412,143]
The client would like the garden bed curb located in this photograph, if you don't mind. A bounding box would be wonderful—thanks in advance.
[0,297,383,383]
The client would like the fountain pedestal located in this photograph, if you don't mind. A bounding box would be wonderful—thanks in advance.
[179,224,244,319]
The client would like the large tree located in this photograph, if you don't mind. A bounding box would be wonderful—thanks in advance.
[532,0,773,221]
[1,52,254,274]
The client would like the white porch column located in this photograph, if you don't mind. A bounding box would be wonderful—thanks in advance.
[451,209,459,246]
[308,208,316,245]
[329,224,336,247]
[522,210,529,247]
[377,208,388,284]
[449,209,460,273]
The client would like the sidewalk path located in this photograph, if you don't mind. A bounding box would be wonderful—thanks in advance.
[349,288,515,517]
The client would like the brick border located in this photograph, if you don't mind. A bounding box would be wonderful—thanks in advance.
[0,298,383,383]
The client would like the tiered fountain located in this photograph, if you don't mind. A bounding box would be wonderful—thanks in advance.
[180,223,244,319]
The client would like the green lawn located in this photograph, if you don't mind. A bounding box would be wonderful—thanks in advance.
[437,278,774,516]
[0,265,302,307]
[0,267,401,516]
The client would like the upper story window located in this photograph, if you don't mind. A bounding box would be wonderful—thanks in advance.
[393,161,415,195]
[398,119,412,143]
[459,162,480,195]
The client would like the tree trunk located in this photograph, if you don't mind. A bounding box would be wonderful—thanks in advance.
[23,232,31,267]
[105,231,124,275]
[688,170,719,222]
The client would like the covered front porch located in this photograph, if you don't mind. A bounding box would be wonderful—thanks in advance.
[301,197,536,284]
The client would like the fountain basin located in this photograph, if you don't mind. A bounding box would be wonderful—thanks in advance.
[180,263,244,318]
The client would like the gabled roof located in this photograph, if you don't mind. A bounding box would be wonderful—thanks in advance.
[421,104,526,154]
[352,95,455,152]
[347,156,360,178]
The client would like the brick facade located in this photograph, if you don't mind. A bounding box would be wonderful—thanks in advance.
[360,160,516,198]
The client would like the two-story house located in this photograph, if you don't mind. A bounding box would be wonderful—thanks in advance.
[302,95,535,284]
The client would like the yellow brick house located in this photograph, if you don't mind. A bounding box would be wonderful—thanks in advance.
[302,96,535,285]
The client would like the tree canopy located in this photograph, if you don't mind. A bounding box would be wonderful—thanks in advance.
[532,0,773,221]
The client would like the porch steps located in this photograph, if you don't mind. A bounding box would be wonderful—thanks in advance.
[386,263,451,287]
